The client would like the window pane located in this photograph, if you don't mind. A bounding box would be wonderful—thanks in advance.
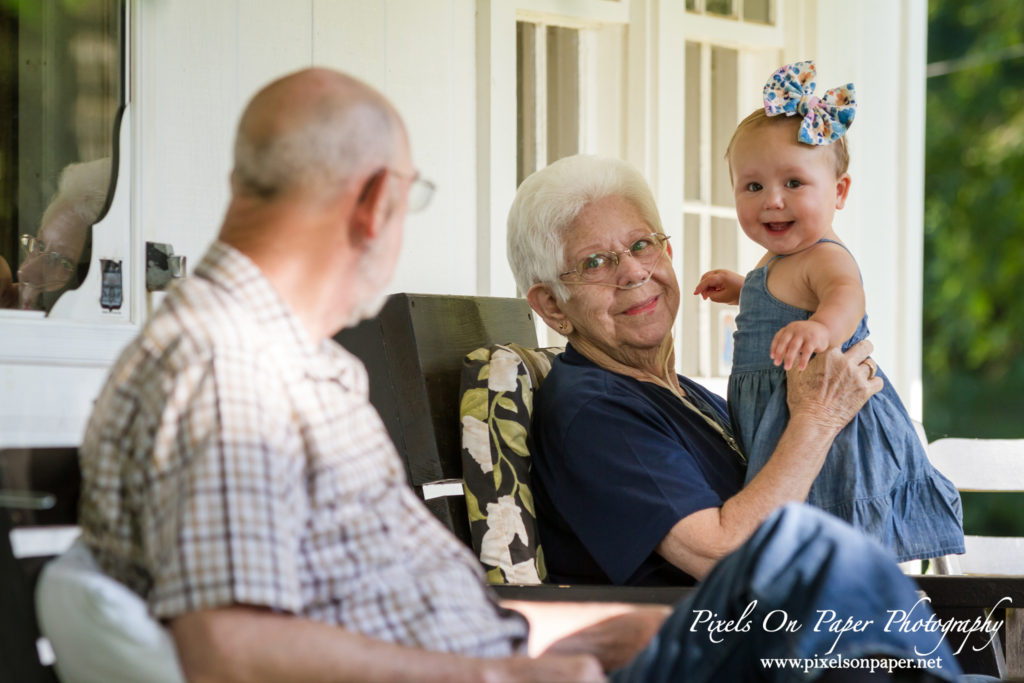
[706,0,734,18]
[517,21,539,186]
[684,42,702,201]
[710,46,738,207]
[686,0,698,10]
[710,217,739,377]
[679,213,703,374]
[743,0,773,24]
[546,26,580,164]
[1,0,122,312]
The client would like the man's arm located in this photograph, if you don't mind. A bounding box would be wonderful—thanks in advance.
[656,340,882,579]
[172,605,605,683]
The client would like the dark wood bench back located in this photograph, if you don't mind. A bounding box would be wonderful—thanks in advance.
[334,293,538,545]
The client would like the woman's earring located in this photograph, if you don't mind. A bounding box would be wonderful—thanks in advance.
[558,321,570,334]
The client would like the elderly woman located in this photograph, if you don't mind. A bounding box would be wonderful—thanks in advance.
[507,154,881,586]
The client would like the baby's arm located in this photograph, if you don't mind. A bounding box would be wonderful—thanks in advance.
[693,269,744,305]
[771,245,865,371]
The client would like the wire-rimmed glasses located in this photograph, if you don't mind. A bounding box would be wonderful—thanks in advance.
[389,169,436,213]
[19,234,76,273]
[558,233,670,288]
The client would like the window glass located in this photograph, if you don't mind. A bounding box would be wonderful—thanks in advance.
[743,0,772,24]
[710,46,738,207]
[517,21,582,186]
[684,42,702,201]
[0,0,123,312]
[706,0,734,18]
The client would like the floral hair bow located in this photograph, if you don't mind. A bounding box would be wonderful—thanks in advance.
[763,60,855,146]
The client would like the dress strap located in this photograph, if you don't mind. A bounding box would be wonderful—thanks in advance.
[815,237,851,254]
[814,238,863,282]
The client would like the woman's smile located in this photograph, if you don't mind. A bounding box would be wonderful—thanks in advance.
[622,295,659,316]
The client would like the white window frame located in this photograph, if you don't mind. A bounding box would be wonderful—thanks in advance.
[678,13,784,392]
[476,0,629,298]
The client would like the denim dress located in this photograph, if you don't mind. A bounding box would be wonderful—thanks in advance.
[728,240,964,562]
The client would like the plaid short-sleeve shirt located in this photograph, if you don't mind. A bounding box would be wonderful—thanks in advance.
[79,241,527,656]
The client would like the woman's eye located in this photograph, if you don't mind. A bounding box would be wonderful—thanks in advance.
[786,179,803,188]
[630,238,652,253]
[745,182,762,192]
[582,254,609,270]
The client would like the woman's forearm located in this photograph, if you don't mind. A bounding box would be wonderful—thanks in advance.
[656,343,881,579]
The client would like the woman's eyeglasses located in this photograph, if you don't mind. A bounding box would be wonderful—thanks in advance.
[559,233,670,287]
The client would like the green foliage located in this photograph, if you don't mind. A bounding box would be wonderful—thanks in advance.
[925,0,1024,535]
[925,0,1024,398]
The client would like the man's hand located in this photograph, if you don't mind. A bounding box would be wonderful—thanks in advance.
[771,320,830,370]
[786,339,883,435]
[539,606,670,673]
[693,269,744,305]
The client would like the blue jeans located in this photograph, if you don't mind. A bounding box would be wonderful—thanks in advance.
[610,504,982,682]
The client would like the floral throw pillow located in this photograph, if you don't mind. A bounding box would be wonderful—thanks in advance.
[459,344,561,584]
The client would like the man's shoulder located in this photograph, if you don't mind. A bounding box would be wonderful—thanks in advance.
[139,275,267,367]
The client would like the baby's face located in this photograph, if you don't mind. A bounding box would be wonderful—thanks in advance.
[729,122,850,257]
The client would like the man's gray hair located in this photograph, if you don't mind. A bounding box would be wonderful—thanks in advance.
[41,157,112,228]
[506,154,663,301]
[233,97,400,199]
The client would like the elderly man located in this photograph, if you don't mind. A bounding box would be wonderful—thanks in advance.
[76,68,969,682]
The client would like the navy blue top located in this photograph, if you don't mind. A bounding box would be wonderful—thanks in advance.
[530,344,746,586]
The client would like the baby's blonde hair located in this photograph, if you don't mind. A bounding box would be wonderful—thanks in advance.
[725,108,850,181]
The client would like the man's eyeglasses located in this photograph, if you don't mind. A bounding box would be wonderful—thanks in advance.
[389,169,436,213]
[558,233,670,287]
[19,234,75,272]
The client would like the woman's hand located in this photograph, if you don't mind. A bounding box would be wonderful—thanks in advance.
[786,339,883,436]
[693,269,743,305]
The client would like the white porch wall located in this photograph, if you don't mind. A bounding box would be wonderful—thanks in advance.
[134,0,479,300]
[0,0,927,448]
[811,0,927,418]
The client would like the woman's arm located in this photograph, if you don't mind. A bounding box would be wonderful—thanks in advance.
[656,340,882,579]
[771,245,865,370]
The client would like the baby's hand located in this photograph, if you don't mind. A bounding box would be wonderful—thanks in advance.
[693,270,743,305]
[771,320,831,371]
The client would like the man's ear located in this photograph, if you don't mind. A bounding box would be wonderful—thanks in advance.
[526,283,572,335]
[350,170,388,244]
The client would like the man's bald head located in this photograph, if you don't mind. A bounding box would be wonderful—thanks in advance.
[232,68,405,202]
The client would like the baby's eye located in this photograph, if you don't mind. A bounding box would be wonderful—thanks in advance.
[745,182,762,192]
[785,179,803,188]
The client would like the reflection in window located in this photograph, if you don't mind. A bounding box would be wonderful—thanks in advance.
[0,1,122,312]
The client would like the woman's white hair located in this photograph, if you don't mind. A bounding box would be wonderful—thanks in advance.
[506,154,663,301]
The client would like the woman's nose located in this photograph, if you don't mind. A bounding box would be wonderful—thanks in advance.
[616,250,651,287]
